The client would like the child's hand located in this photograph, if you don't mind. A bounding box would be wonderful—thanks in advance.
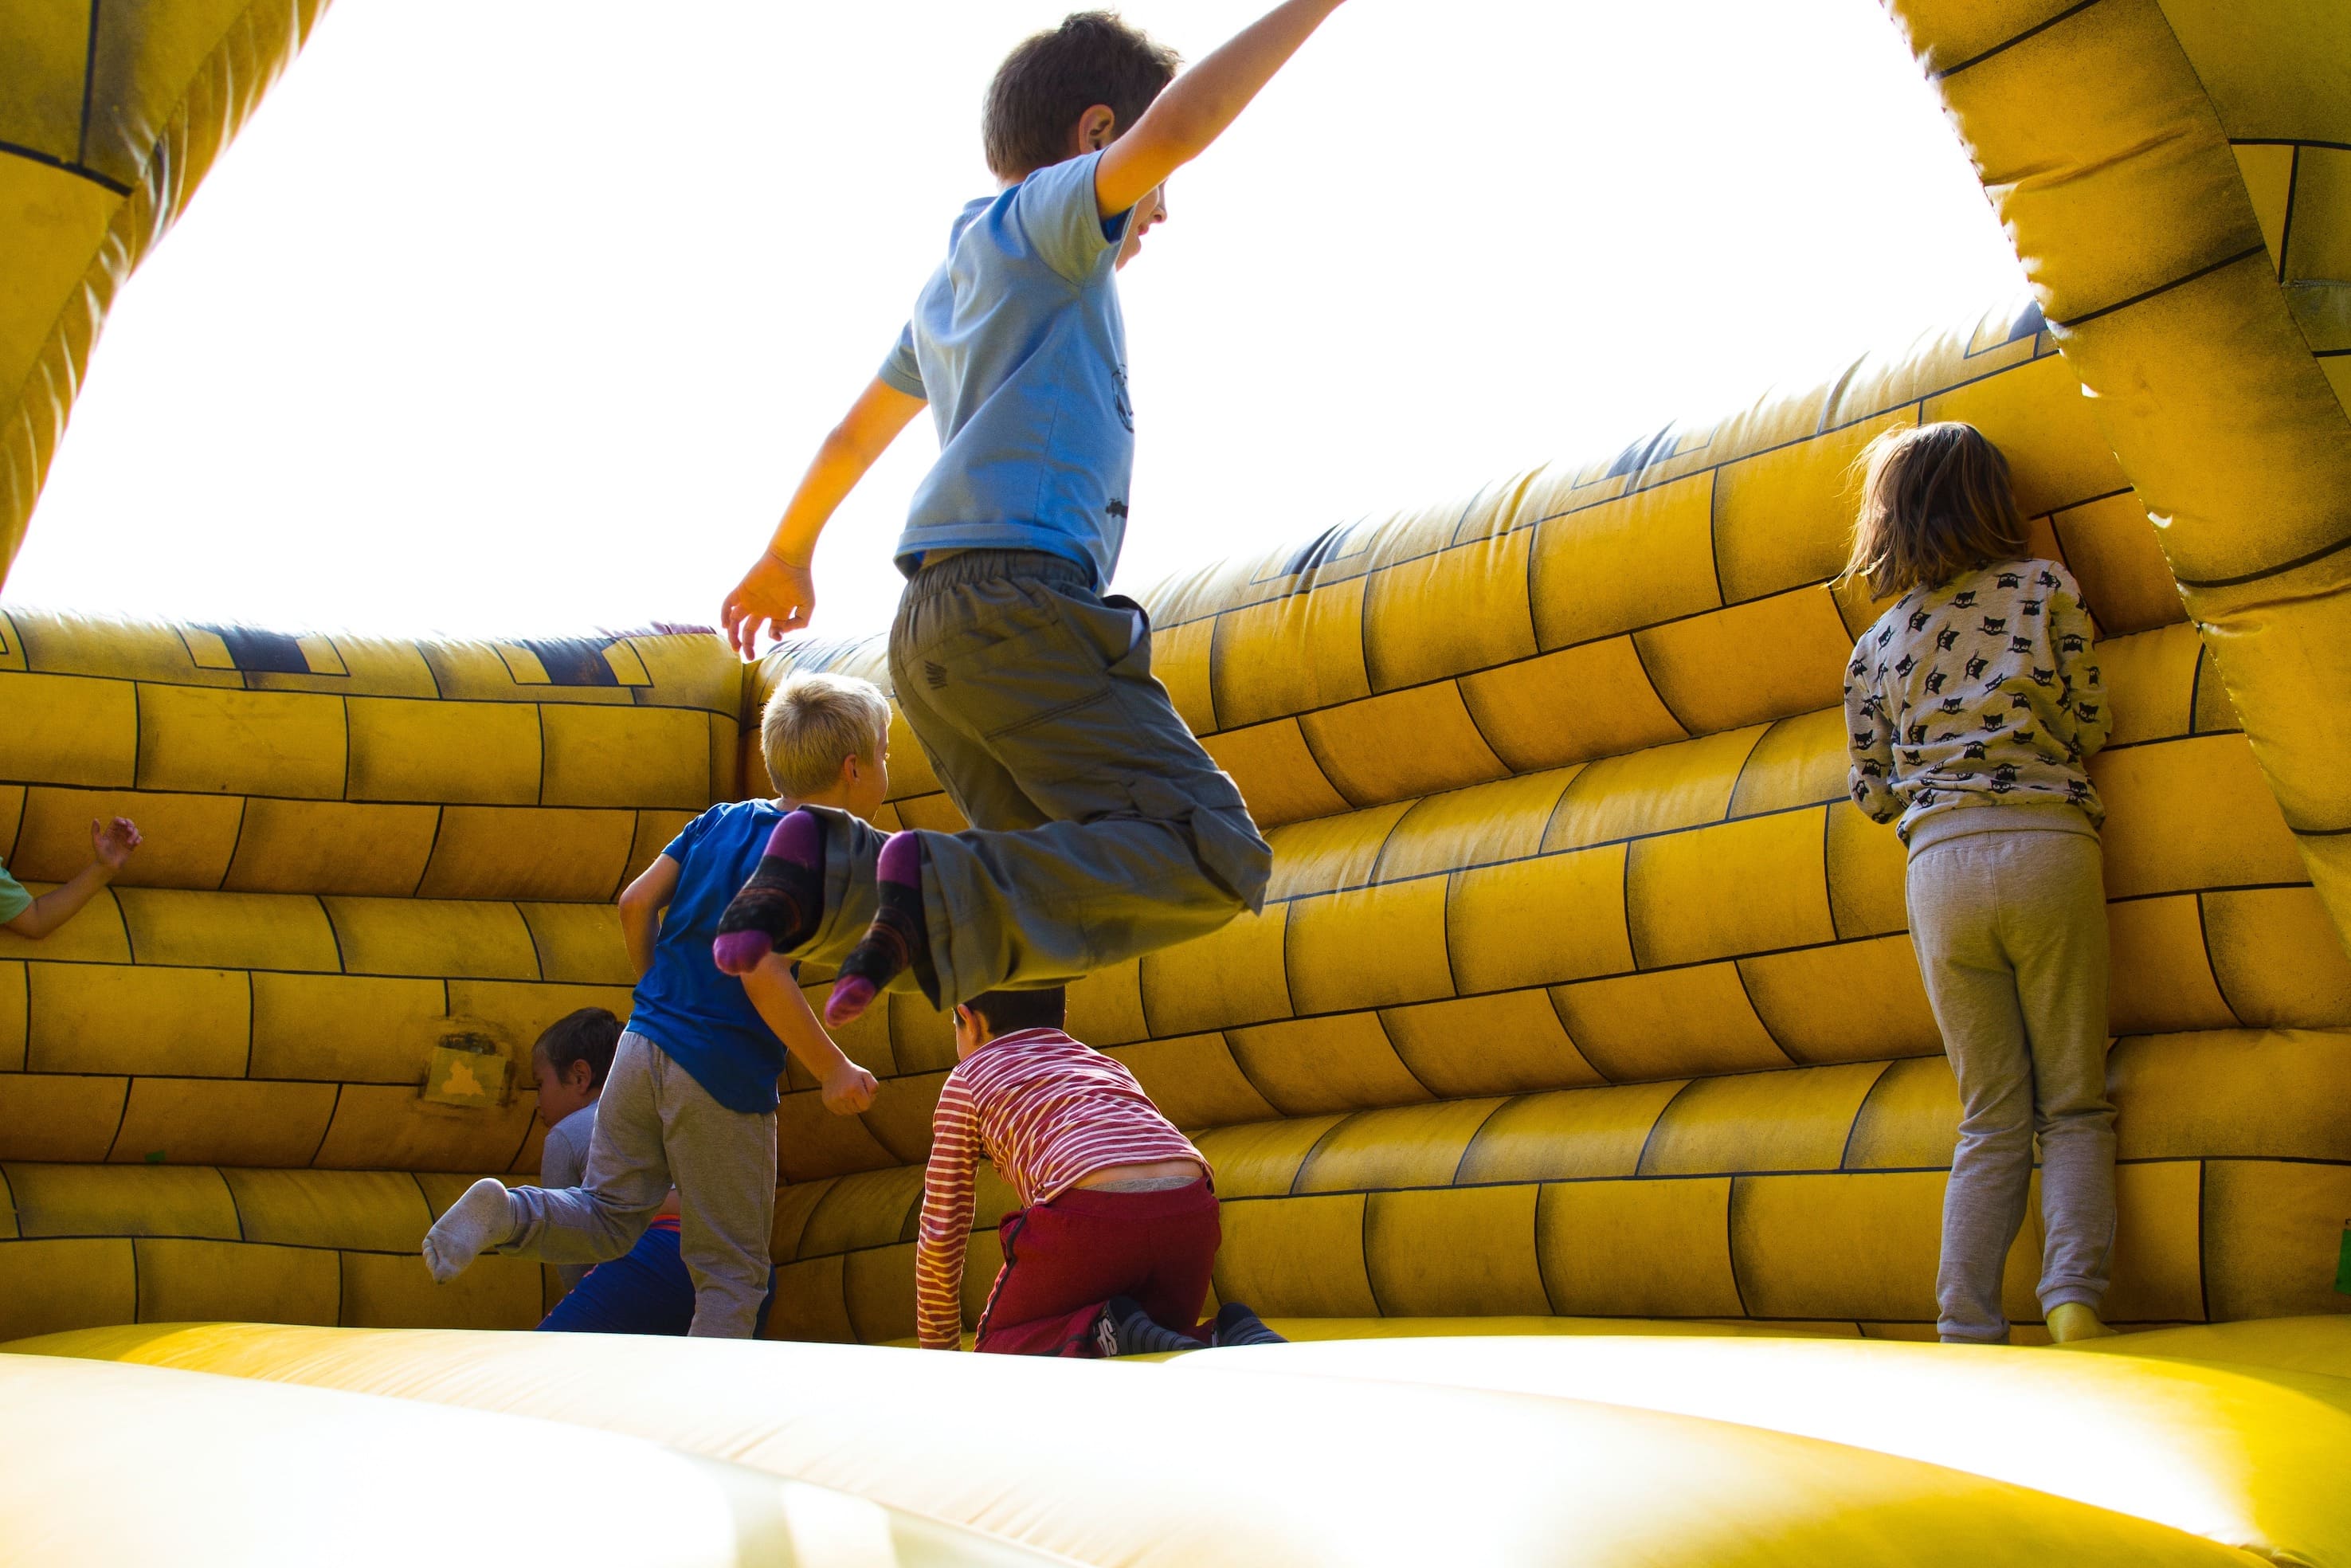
[90,817,142,873]
[723,551,817,658]
[820,1060,879,1115]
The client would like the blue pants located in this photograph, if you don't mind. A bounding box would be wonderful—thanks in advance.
[536,1224,777,1337]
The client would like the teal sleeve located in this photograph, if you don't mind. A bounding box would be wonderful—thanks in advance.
[0,862,29,923]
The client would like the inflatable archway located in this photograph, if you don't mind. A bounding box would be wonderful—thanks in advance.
[5,2,2351,1564]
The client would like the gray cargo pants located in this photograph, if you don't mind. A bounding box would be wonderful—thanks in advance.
[1906,816,2116,1343]
[793,550,1271,1005]
[498,1031,776,1338]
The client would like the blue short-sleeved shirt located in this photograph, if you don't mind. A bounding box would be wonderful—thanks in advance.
[880,150,1137,588]
[625,799,791,1114]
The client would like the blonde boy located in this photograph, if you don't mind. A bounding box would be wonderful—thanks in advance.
[424,672,891,1336]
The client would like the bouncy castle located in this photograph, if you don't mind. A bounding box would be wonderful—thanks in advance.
[4,1,2351,1563]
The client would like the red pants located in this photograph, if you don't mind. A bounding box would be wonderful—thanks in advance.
[974,1179,1221,1356]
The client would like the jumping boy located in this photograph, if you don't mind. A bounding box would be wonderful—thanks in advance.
[711,3,1348,1023]
[915,986,1282,1355]
[422,673,891,1336]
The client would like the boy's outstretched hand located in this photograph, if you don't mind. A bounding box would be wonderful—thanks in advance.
[722,551,817,658]
[821,1059,880,1115]
[91,817,142,870]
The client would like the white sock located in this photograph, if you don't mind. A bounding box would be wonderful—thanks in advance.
[421,1178,519,1284]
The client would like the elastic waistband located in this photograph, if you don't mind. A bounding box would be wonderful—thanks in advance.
[903,547,1094,601]
[1044,1177,1217,1219]
[1907,801,2098,857]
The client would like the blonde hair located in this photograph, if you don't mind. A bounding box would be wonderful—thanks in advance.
[1842,421,2031,599]
[759,672,891,799]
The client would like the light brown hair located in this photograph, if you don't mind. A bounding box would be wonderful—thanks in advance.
[760,672,891,801]
[1842,421,2031,599]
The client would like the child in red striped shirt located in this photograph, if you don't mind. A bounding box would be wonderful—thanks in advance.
[915,987,1283,1356]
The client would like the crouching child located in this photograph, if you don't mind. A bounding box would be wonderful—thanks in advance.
[915,987,1283,1355]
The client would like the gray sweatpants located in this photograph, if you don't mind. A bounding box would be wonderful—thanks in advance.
[795,550,1273,1005]
[1906,816,2116,1343]
[499,1031,775,1338]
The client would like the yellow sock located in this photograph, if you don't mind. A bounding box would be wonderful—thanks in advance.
[2045,1302,2114,1343]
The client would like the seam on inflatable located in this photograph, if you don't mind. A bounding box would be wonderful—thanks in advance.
[1289,1114,1358,1197]
[127,679,144,798]
[1449,1098,1515,1190]
[74,0,100,167]
[1622,627,1694,737]
[0,139,131,196]
[1357,1191,1387,1317]
[241,971,256,1078]
[411,806,445,899]
[1630,1080,1698,1179]
[2194,892,2246,1028]
[2276,146,2302,281]
[1368,1009,1439,1103]
[1724,1176,1751,1317]
[1834,1061,1899,1172]
[2172,521,2351,591]
[517,905,550,983]
[2051,244,2270,331]
[2194,1160,2212,1323]
[1928,0,2105,81]
[1530,1185,1562,1315]
[315,895,347,972]
[303,1084,340,1166]
[215,796,249,893]
[1703,462,1728,616]
[1448,677,1510,778]
[1291,714,1357,812]
[100,1080,131,1164]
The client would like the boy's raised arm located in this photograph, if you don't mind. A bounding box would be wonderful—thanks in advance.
[723,376,928,658]
[1094,0,1347,220]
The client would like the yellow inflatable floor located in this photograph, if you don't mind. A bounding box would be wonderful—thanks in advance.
[6,0,2351,1564]
[9,1317,2351,1567]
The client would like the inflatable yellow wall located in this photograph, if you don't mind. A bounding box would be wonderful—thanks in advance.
[6,2,2351,1565]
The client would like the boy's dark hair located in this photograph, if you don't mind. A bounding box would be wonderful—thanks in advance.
[983,12,1180,182]
[964,987,1068,1037]
[535,1007,621,1089]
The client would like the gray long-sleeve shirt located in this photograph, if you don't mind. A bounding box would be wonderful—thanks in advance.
[539,1103,598,1292]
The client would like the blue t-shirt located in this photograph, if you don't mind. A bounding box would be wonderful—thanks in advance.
[880,150,1137,589]
[625,799,790,1114]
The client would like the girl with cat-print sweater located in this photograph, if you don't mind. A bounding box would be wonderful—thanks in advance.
[1842,421,2117,1350]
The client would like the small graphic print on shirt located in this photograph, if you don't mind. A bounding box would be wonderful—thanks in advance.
[1112,365,1134,433]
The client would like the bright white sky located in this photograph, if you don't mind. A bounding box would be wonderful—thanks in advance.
[10,0,2029,641]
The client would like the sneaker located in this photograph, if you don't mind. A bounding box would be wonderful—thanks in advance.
[1093,1296,1203,1357]
[1210,1301,1287,1347]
